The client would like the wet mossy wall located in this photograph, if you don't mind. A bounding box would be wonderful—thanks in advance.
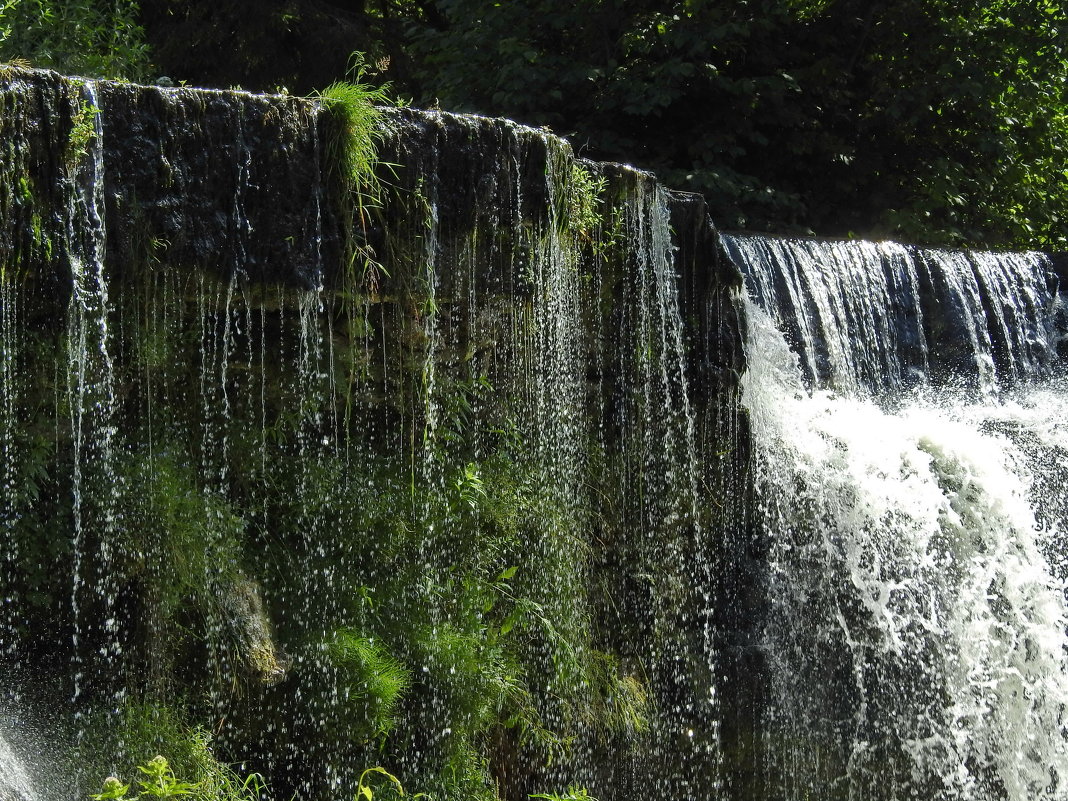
[0,66,748,801]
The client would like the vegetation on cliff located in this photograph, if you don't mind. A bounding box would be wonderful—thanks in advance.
[0,64,723,799]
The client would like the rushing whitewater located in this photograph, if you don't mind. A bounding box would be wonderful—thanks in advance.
[723,235,1058,397]
[727,234,1068,801]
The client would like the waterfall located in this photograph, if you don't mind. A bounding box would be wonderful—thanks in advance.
[725,233,1068,800]
[0,68,731,801]
[17,62,1068,801]
[723,234,1058,396]
[65,79,125,725]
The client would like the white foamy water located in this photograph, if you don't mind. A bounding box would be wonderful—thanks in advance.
[730,233,1068,800]
[724,234,1057,397]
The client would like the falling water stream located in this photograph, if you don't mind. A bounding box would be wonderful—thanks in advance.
[0,68,725,801]
[725,234,1068,801]
[3,66,1067,801]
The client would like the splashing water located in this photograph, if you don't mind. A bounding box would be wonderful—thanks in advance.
[0,729,36,801]
[728,234,1068,801]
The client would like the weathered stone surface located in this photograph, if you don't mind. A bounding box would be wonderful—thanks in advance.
[1051,253,1068,363]
[1050,253,1068,281]
[669,190,746,399]
[99,82,334,289]
[220,575,289,687]
[3,67,748,383]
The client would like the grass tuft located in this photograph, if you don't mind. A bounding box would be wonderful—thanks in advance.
[316,56,392,220]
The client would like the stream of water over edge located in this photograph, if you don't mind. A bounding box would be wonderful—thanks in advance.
[726,234,1068,801]
[0,67,730,801]
[1,65,1067,801]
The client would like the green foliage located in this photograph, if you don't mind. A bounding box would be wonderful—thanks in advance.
[354,766,406,801]
[562,163,606,242]
[84,704,267,801]
[256,421,635,796]
[91,755,199,801]
[586,650,650,736]
[318,80,387,208]
[316,55,394,371]
[396,0,1068,248]
[0,0,150,80]
[89,754,265,801]
[66,99,101,166]
[93,776,133,801]
[123,449,245,611]
[328,630,413,741]
[840,0,1068,248]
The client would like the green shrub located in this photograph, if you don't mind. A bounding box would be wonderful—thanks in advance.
[84,704,267,801]
[0,0,150,80]
[530,788,597,801]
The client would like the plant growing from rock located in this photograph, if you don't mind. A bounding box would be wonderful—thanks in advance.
[328,630,413,742]
[316,54,393,293]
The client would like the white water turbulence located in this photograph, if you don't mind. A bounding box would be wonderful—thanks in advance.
[727,234,1068,801]
[0,729,36,801]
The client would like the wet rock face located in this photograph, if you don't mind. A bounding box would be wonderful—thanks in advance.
[217,575,289,687]
[668,190,746,398]
[2,67,747,374]
[1051,253,1068,282]
[0,67,76,295]
[0,66,336,290]
[98,83,334,289]
[1052,254,1068,363]
[1,64,751,800]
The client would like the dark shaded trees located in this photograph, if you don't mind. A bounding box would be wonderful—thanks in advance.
[0,0,150,79]
[397,0,1068,248]
[2,0,1065,248]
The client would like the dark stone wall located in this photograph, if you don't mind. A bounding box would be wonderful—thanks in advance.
[98,82,335,288]
[3,67,749,374]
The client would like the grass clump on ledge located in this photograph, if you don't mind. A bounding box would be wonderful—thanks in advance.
[315,54,394,303]
[316,54,393,216]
